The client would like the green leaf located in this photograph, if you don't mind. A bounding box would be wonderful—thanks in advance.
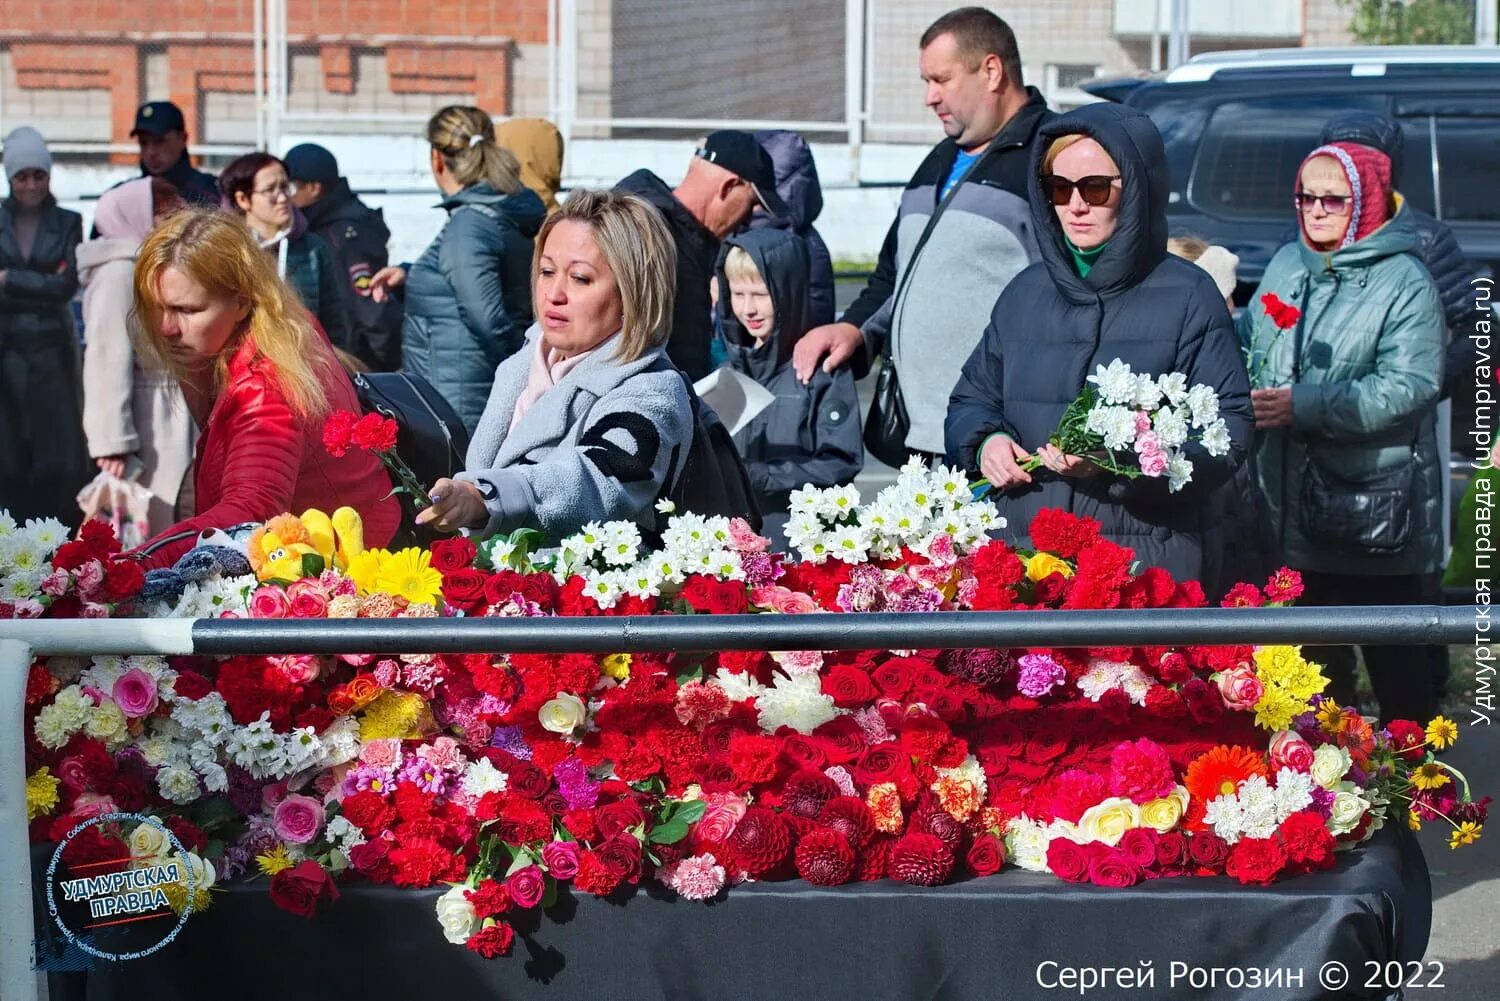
[647,819,690,844]
[674,665,704,685]
[672,800,706,825]
[300,553,326,578]
[504,851,534,878]
[541,879,558,910]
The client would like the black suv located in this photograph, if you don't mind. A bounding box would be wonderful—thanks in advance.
[1084,46,1500,302]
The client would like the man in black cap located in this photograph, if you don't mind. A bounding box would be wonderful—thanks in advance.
[130,101,219,206]
[285,142,403,371]
[616,130,788,380]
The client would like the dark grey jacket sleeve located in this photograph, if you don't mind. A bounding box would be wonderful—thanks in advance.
[945,299,1020,475]
[804,227,837,328]
[1414,213,1473,333]
[439,207,523,368]
[2,214,80,303]
[311,235,353,357]
[749,368,864,496]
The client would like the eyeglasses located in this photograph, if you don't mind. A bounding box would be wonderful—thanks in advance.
[1042,174,1121,207]
[254,182,293,200]
[1295,191,1350,216]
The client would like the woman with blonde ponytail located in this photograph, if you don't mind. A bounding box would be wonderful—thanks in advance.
[367,105,545,432]
[131,208,401,568]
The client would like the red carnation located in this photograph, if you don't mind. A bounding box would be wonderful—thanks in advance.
[1278,811,1336,872]
[730,807,792,874]
[1225,836,1288,886]
[465,921,515,958]
[728,733,782,786]
[1028,509,1103,558]
[390,836,464,887]
[899,714,952,763]
[1259,292,1301,330]
[573,851,623,896]
[171,670,213,702]
[101,559,145,602]
[888,831,954,886]
[269,860,339,917]
[794,828,856,886]
[464,879,512,919]
[818,796,876,848]
[1181,678,1225,724]
[321,410,358,457]
[350,412,399,452]
[965,834,1005,876]
[163,816,208,855]
[783,769,839,818]
[1108,739,1176,804]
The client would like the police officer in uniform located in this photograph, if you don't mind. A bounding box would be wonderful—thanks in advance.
[285,143,403,371]
[129,101,219,207]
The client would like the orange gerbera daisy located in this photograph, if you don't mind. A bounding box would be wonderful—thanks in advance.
[1185,745,1271,805]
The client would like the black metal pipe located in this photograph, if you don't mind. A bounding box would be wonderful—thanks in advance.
[191,605,1479,655]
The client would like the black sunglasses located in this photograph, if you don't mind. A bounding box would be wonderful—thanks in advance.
[1042,174,1121,207]
[1295,191,1351,215]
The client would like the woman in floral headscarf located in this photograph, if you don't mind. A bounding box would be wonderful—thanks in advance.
[1239,141,1445,725]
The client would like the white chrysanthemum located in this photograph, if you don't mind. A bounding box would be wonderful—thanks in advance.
[138,735,184,768]
[325,815,367,850]
[282,726,323,772]
[1087,359,1139,405]
[2,571,41,601]
[755,671,837,735]
[646,553,684,587]
[1200,419,1232,458]
[1132,373,1164,410]
[712,670,765,703]
[312,716,360,769]
[24,517,69,555]
[582,570,623,610]
[483,537,517,569]
[171,691,232,745]
[1151,406,1189,449]
[461,757,509,797]
[1184,384,1219,427]
[0,511,15,537]
[1273,768,1315,821]
[826,524,871,564]
[621,563,664,599]
[1203,793,1246,844]
[1005,815,1052,873]
[695,548,744,581]
[1086,405,1138,451]
[157,764,202,805]
[820,484,862,521]
[597,522,642,567]
[1157,372,1189,406]
[1237,775,1280,840]
[1166,454,1195,493]
[197,762,229,794]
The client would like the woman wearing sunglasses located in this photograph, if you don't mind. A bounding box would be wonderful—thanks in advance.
[946,102,1253,585]
[1239,142,1445,725]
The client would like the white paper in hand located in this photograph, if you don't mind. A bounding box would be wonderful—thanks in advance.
[693,367,776,438]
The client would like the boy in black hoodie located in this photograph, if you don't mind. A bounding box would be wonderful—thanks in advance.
[715,228,863,536]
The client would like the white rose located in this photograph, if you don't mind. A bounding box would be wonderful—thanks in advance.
[1076,797,1141,847]
[174,851,216,897]
[1328,789,1370,836]
[1004,819,1051,873]
[435,883,478,945]
[129,822,168,861]
[1311,744,1352,790]
[538,693,587,735]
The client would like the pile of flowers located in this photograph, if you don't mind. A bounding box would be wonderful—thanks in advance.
[12,460,1487,961]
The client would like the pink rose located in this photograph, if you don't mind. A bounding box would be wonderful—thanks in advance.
[41,568,71,597]
[269,654,322,685]
[249,586,291,619]
[56,755,93,793]
[728,518,771,553]
[289,590,329,619]
[542,840,581,879]
[1216,666,1264,711]
[273,793,325,844]
[111,668,159,718]
[506,864,546,909]
[261,780,290,812]
[695,795,747,844]
[72,792,118,819]
[74,561,105,599]
[1268,731,1315,773]
[337,652,376,667]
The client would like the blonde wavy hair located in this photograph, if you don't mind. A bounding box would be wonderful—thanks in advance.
[427,105,524,195]
[132,207,330,419]
[533,190,677,364]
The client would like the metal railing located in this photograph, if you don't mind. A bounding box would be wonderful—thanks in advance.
[0,604,1478,1001]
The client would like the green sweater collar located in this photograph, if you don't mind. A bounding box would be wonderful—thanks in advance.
[1067,240,1108,279]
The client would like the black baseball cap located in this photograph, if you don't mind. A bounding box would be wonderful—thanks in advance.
[131,101,187,137]
[695,130,790,222]
[284,143,340,185]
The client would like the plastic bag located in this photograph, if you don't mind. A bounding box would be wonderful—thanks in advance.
[76,471,156,549]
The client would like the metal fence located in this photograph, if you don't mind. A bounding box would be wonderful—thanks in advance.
[0,603,1480,1001]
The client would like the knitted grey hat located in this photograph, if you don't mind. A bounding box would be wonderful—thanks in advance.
[3,126,52,181]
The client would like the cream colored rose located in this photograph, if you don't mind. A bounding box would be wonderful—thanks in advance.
[435,884,478,945]
[1139,785,1190,833]
[175,851,216,894]
[1311,744,1351,790]
[539,693,587,735]
[1077,797,1141,847]
[129,822,168,861]
[1329,788,1370,836]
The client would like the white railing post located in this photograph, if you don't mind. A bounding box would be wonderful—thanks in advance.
[557,0,578,153]
[0,637,40,1001]
[845,0,865,185]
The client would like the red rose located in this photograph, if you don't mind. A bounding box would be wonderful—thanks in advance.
[269,860,339,917]
[483,570,527,607]
[596,798,647,840]
[1278,811,1336,872]
[681,574,748,614]
[321,410,358,457]
[852,745,909,788]
[1181,679,1225,724]
[101,559,145,602]
[1156,652,1193,684]
[519,573,560,610]
[429,536,478,574]
[465,921,516,958]
[888,831,954,886]
[965,834,1005,876]
[505,762,550,801]
[1045,838,1092,883]
[794,828,856,886]
[871,659,917,699]
[350,412,399,452]
[1088,847,1143,888]
[823,666,878,708]
[348,838,395,881]
[1187,831,1230,873]
[1225,836,1288,886]
[778,734,827,771]
[171,670,213,702]
[1155,830,1189,873]
[595,834,643,884]
[439,570,488,613]
[1117,828,1158,870]
[813,715,866,765]
[730,807,791,874]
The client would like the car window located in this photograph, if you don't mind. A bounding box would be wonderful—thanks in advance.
[1436,116,1500,222]
[1188,96,1384,220]
[1395,118,1436,216]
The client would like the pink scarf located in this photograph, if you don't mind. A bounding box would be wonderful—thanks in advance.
[92,177,155,242]
[509,337,596,434]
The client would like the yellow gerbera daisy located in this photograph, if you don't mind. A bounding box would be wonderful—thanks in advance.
[1315,700,1346,735]
[345,548,385,597]
[1411,762,1452,791]
[1425,716,1459,751]
[374,547,443,606]
[1449,822,1482,850]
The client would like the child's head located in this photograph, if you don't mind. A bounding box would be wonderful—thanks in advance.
[724,245,775,345]
[1167,235,1238,311]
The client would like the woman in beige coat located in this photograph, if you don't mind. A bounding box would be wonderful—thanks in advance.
[79,177,195,535]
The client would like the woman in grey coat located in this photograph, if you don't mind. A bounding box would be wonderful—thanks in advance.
[417,190,692,540]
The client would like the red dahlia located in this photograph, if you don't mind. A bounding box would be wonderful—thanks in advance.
[857,836,894,881]
[783,769,840,818]
[730,807,792,874]
[794,828,855,886]
[888,832,954,886]
[914,806,965,852]
[818,796,876,848]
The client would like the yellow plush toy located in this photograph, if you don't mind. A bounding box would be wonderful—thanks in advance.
[246,507,366,582]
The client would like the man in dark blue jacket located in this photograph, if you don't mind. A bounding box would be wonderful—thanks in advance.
[129,102,219,207]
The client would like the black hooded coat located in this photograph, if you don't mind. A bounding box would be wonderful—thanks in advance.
[945,103,1253,583]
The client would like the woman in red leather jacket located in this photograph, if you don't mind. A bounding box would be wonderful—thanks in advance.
[133,208,400,568]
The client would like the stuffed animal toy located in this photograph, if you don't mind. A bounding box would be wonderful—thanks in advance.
[245,507,367,582]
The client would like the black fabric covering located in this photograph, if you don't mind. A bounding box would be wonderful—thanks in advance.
[46,825,1429,1001]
